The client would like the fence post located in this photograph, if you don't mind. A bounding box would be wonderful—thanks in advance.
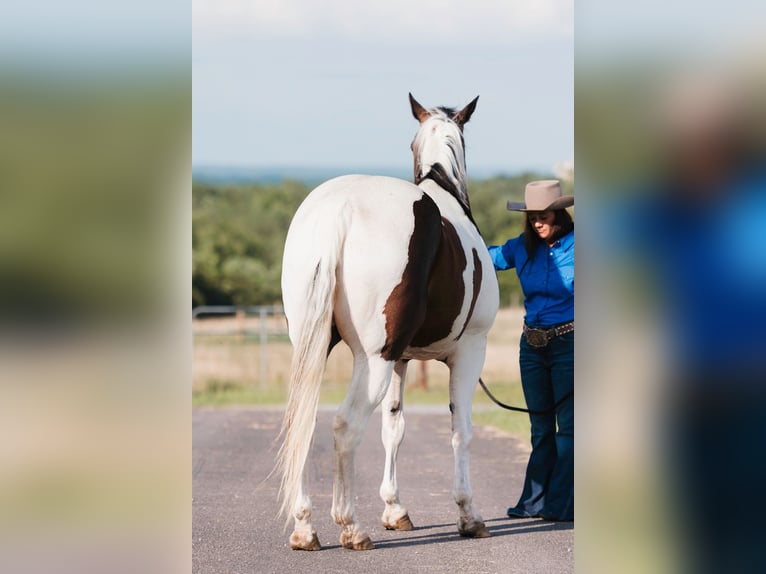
[236,308,245,343]
[416,360,428,390]
[259,307,268,387]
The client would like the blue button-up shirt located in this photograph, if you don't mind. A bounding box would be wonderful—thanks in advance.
[487,230,574,327]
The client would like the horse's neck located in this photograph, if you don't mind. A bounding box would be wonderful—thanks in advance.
[418,179,479,237]
[417,163,469,210]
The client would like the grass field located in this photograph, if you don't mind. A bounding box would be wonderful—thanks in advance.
[192,308,531,437]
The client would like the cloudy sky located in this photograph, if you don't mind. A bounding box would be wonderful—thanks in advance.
[193,0,574,175]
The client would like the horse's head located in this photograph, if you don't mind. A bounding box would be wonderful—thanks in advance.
[409,93,479,215]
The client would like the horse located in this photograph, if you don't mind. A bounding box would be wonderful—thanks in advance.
[278,93,500,551]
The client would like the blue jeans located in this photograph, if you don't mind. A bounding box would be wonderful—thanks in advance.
[511,330,574,520]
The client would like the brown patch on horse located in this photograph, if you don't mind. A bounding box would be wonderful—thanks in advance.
[409,218,467,348]
[452,95,479,129]
[340,531,375,550]
[380,195,442,361]
[455,248,482,340]
[383,514,414,531]
[418,162,477,229]
[381,198,474,359]
[409,93,430,123]
[289,531,321,551]
[458,520,491,538]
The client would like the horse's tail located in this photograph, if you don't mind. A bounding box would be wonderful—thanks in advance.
[276,216,344,523]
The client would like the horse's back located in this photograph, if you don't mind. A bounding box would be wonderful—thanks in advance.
[283,175,427,264]
[291,174,421,214]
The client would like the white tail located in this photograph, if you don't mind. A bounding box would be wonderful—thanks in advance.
[276,230,341,522]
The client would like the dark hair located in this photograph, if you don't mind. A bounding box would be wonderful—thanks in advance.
[522,209,574,259]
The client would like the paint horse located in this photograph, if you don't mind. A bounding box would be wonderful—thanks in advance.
[278,94,499,550]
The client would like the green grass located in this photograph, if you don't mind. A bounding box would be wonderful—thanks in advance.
[472,381,531,437]
[192,380,288,406]
[193,378,531,437]
[472,409,531,438]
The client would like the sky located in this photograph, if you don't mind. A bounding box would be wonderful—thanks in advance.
[192,0,574,175]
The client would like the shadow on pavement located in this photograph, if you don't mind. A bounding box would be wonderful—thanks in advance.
[372,516,572,550]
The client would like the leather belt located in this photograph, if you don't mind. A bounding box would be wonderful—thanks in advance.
[523,320,574,348]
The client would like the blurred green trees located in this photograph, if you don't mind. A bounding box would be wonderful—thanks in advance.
[192,174,563,308]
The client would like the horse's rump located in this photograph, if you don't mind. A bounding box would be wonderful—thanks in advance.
[283,174,436,355]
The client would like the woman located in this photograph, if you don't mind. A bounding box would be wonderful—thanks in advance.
[487,180,574,522]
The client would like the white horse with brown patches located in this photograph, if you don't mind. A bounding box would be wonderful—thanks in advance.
[278,94,499,551]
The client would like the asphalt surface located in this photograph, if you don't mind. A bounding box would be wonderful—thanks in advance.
[193,405,573,574]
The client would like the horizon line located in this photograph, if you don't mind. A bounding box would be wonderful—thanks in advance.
[191,163,552,175]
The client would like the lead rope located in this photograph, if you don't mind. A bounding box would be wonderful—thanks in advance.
[478,377,573,415]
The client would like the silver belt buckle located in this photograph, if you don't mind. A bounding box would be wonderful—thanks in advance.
[525,327,549,348]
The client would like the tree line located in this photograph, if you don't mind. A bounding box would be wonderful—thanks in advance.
[192,173,566,308]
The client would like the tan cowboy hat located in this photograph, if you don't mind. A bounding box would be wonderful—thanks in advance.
[507,180,574,212]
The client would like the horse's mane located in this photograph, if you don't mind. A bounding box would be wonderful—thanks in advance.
[412,108,475,226]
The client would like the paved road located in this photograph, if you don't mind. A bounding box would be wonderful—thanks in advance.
[193,406,573,574]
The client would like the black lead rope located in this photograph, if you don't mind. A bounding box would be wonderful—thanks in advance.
[478,377,573,415]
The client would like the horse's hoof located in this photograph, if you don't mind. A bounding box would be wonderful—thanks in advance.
[289,531,321,551]
[383,514,414,531]
[340,531,375,550]
[458,520,491,539]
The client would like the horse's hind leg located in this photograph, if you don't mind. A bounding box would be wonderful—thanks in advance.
[289,478,321,550]
[448,339,491,538]
[332,354,394,550]
[380,359,414,531]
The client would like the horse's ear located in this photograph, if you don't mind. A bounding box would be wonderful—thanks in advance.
[409,93,430,123]
[454,95,479,127]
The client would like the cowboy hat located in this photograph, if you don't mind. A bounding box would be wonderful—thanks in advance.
[507,180,574,212]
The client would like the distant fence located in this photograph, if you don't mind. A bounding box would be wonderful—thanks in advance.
[193,304,286,323]
[193,305,288,386]
[193,305,523,389]
[191,305,431,388]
